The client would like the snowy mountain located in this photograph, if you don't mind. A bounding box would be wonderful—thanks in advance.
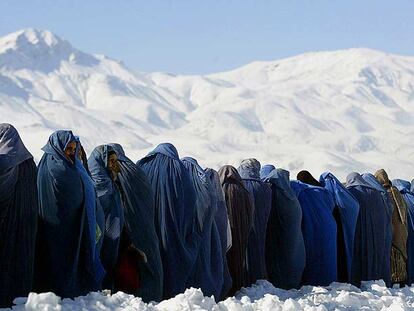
[1,28,414,180]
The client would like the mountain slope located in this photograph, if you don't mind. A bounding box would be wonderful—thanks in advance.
[1,28,414,180]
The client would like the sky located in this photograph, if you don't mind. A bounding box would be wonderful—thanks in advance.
[0,0,413,74]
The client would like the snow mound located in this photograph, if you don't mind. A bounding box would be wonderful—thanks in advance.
[2,29,414,180]
[8,280,414,310]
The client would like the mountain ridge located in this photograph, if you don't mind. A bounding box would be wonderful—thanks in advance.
[1,28,414,180]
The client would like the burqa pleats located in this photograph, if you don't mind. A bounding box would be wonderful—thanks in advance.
[205,168,233,299]
[0,124,38,307]
[35,130,104,298]
[347,173,392,286]
[218,165,254,295]
[375,169,408,284]
[137,143,199,299]
[262,168,306,289]
[109,143,163,302]
[237,158,272,285]
[182,157,224,300]
[320,172,360,283]
[291,180,337,286]
[88,145,124,290]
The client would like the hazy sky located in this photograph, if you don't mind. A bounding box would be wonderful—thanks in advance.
[1,0,413,74]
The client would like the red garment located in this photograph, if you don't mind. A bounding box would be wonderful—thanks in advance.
[115,246,141,294]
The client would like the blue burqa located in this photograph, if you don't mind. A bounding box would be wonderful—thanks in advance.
[291,180,337,286]
[260,164,276,181]
[0,124,38,307]
[346,173,392,286]
[393,179,414,285]
[262,168,306,289]
[182,157,224,299]
[320,172,359,282]
[205,167,233,299]
[108,143,163,302]
[88,145,124,288]
[36,130,104,298]
[137,143,199,299]
[237,158,272,284]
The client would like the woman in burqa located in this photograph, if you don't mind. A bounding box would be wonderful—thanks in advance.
[182,157,224,300]
[0,124,38,307]
[292,171,337,286]
[393,179,414,285]
[75,139,105,255]
[237,158,272,285]
[218,165,254,295]
[375,169,408,285]
[205,167,233,299]
[137,143,200,299]
[262,168,305,289]
[88,145,145,292]
[347,172,392,286]
[319,172,360,283]
[108,143,163,302]
[35,130,105,298]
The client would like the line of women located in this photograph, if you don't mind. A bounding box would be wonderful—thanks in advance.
[1,124,414,307]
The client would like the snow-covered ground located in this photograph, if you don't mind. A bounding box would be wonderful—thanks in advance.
[2,29,414,180]
[8,280,414,310]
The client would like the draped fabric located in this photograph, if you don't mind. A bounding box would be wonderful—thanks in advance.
[291,180,337,286]
[347,173,392,286]
[238,158,272,284]
[137,143,199,299]
[297,170,321,187]
[263,169,305,289]
[320,172,360,283]
[108,143,163,302]
[182,157,224,299]
[35,130,103,298]
[260,164,276,180]
[219,165,254,295]
[205,168,232,299]
[393,179,414,285]
[375,169,408,284]
[0,124,38,307]
[88,145,124,289]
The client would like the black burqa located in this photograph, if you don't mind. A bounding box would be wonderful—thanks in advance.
[218,165,254,295]
[237,158,272,284]
[0,124,38,308]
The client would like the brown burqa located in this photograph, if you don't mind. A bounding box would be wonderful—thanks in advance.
[219,165,254,295]
[375,169,408,283]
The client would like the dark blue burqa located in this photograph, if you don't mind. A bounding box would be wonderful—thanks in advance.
[320,172,360,282]
[182,157,224,299]
[262,169,305,289]
[362,173,393,285]
[88,145,124,288]
[108,143,163,302]
[137,143,199,299]
[205,168,232,299]
[237,159,272,284]
[0,124,38,307]
[393,179,414,285]
[36,130,104,298]
[346,173,392,286]
[291,180,337,286]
